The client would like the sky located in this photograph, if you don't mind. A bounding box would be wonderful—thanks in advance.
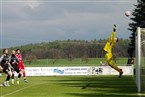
[0,0,137,48]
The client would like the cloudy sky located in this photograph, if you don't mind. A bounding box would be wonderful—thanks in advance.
[0,0,137,48]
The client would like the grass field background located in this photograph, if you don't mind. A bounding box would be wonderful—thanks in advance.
[1,75,143,97]
[23,58,128,67]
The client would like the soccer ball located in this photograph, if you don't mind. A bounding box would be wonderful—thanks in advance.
[125,11,131,17]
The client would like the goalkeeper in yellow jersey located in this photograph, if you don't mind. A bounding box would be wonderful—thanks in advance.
[104,25,123,78]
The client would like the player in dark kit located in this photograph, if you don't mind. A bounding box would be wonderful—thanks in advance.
[10,50,22,85]
[0,49,12,86]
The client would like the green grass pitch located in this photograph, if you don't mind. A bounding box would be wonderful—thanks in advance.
[23,58,128,67]
[1,75,144,97]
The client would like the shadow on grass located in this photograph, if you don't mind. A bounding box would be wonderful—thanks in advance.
[48,76,140,97]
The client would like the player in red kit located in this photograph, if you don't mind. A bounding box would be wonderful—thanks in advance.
[15,49,28,83]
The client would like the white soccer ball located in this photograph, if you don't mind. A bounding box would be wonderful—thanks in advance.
[125,11,131,17]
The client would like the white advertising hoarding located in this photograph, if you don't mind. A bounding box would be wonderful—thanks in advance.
[24,67,89,76]
[14,66,134,76]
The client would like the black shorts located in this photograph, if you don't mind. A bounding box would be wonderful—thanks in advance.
[14,67,20,73]
[3,67,10,74]
[1,64,10,73]
[12,64,20,73]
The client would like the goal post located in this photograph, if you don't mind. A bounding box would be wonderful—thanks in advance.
[136,27,145,93]
[136,27,141,93]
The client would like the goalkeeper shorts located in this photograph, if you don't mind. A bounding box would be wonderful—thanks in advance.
[105,53,113,65]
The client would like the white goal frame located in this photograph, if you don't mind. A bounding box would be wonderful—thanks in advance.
[136,27,145,93]
[136,27,141,93]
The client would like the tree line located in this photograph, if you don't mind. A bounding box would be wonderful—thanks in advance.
[128,0,145,54]
[1,39,129,63]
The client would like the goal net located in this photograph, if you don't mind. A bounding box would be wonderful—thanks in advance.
[136,27,145,93]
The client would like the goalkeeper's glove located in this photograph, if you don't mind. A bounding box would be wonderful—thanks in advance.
[113,24,117,32]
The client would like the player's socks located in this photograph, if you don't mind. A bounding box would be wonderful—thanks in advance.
[12,74,14,79]
[6,75,10,81]
[12,79,14,85]
[17,78,19,85]
[0,84,3,87]
[5,75,10,86]
[18,73,21,78]
[23,72,28,83]
[16,73,21,85]
[23,72,26,78]
[3,81,7,87]
[4,75,11,86]
[6,81,10,86]
[12,74,15,85]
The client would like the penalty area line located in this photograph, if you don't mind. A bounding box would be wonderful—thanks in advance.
[1,85,33,97]
[1,82,51,97]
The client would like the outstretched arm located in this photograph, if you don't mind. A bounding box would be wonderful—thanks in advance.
[109,24,116,42]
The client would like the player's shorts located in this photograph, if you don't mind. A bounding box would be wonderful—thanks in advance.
[1,64,10,73]
[3,68,10,74]
[105,53,113,65]
[18,64,25,70]
[15,67,20,73]
[12,64,20,73]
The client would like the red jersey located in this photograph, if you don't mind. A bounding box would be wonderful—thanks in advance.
[16,53,25,69]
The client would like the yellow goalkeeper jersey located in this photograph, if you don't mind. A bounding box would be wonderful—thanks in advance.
[103,31,116,53]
